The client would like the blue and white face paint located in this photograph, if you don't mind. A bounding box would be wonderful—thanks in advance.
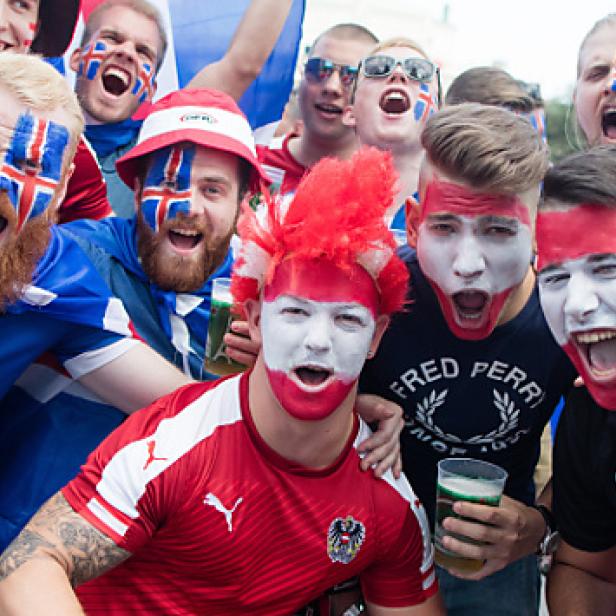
[0,112,69,231]
[140,144,195,233]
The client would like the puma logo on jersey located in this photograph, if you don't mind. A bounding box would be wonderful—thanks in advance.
[143,440,168,470]
[204,492,243,533]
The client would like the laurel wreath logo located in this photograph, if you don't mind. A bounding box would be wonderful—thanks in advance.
[414,388,520,445]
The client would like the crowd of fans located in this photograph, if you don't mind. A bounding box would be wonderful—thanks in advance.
[0,1,613,614]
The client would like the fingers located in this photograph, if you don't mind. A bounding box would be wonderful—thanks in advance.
[355,394,400,424]
[230,320,250,337]
[442,516,502,547]
[452,500,508,526]
[360,437,401,478]
[223,331,259,367]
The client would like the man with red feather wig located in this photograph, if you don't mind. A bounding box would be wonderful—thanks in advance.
[0,148,443,616]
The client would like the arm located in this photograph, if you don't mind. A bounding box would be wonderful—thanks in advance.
[187,0,293,101]
[0,493,130,615]
[547,540,616,615]
[365,593,445,615]
[79,341,192,413]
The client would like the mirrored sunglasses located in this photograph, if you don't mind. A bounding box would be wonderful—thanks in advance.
[361,55,437,83]
[304,57,359,88]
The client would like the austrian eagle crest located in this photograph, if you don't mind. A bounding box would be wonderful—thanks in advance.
[327,516,366,564]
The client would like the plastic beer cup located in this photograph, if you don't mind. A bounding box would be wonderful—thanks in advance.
[204,278,246,376]
[434,457,508,574]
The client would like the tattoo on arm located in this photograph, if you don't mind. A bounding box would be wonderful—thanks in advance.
[0,492,130,587]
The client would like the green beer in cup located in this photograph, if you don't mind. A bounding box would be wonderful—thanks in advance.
[204,278,246,376]
[434,457,508,574]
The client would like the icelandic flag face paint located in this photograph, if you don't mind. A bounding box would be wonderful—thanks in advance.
[132,62,156,104]
[413,83,434,122]
[79,40,108,81]
[141,145,195,232]
[0,113,69,231]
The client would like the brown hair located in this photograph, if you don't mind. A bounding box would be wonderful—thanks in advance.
[81,0,168,69]
[421,102,549,194]
[445,66,534,113]
[542,145,616,210]
[577,13,616,76]
[309,23,378,56]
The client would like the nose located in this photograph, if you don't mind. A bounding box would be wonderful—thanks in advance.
[304,313,333,354]
[564,273,600,323]
[112,38,138,62]
[387,62,408,83]
[452,235,486,280]
[321,68,344,96]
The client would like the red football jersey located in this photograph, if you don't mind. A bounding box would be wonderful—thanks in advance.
[257,133,307,195]
[63,374,437,615]
[58,137,112,224]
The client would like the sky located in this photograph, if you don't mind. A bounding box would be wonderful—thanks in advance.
[302,0,615,101]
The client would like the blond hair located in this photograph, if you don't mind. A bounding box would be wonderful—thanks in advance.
[0,53,83,166]
[421,103,549,194]
[368,36,429,60]
[82,0,168,69]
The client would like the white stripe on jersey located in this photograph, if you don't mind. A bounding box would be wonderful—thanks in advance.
[261,164,286,187]
[103,296,133,336]
[20,284,57,306]
[95,375,243,523]
[64,338,138,379]
[354,420,435,588]
[87,497,128,537]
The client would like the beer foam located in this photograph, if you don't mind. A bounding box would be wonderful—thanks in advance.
[439,475,502,499]
[212,288,233,304]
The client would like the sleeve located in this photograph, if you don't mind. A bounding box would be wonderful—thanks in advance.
[57,137,112,224]
[360,477,438,608]
[553,389,616,552]
[62,382,214,552]
[53,323,138,379]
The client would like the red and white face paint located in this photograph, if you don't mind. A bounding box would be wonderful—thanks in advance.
[260,258,378,421]
[416,180,532,340]
[537,205,616,410]
[0,0,37,54]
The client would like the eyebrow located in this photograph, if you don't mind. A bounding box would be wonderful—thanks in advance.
[426,213,458,222]
[199,175,233,188]
[99,27,157,57]
[479,215,519,227]
[587,253,616,263]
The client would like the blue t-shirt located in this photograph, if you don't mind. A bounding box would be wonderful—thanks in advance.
[360,248,576,525]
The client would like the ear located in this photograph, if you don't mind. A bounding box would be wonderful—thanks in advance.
[244,298,263,347]
[69,47,82,74]
[405,195,421,249]
[342,104,356,129]
[368,314,390,358]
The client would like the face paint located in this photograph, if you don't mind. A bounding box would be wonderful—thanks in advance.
[132,61,156,104]
[78,40,108,81]
[22,22,36,50]
[417,180,532,340]
[261,258,378,421]
[141,145,195,233]
[527,108,547,143]
[413,83,435,122]
[0,113,69,231]
[537,206,616,410]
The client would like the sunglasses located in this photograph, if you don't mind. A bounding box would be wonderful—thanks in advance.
[361,55,438,82]
[304,57,359,88]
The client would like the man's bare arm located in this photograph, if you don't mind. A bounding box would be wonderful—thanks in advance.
[0,493,129,615]
[547,539,616,615]
[366,592,445,615]
[187,0,293,101]
[79,341,192,414]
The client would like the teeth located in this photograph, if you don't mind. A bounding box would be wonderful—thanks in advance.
[386,92,405,101]
[104,67,129,85]
[172,229,198,237]
[576,331,616,344]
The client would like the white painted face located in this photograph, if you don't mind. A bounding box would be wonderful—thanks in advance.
[417,212,532,335]
[260,294,376,420]
[538,253,616,363]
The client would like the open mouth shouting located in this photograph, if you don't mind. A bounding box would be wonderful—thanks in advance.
[291,364,335,391]
[451,290,490,328]
[101,65,132,97]
[602,107,616,141]
[166,227,204,255]
[379,88,410,115]
[572,329,616,381]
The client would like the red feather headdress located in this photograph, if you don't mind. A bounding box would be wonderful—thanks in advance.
[232,147,409,316]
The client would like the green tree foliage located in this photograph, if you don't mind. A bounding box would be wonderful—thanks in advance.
[545,100,579,162]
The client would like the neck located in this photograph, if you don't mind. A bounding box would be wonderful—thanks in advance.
[497,265,536,326]
[388,146,422,219]
[288,130,359,169]
[248,358,356,469]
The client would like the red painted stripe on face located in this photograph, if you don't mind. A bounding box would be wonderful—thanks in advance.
[421,180,531,227]
[263,258,380,317]
[536,205,616,271]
